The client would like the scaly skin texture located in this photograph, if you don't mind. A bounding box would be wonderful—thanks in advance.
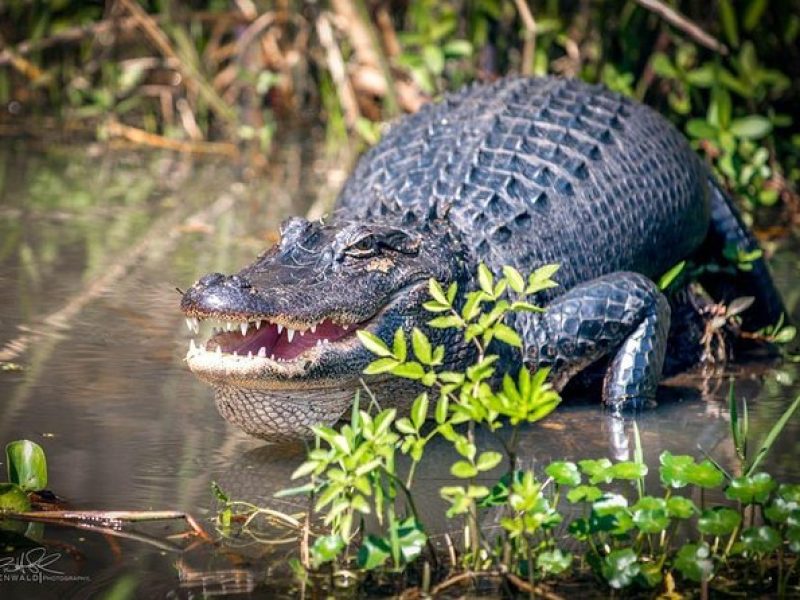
[181,76,783,441]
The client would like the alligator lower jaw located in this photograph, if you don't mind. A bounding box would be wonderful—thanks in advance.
[183,314,368,384]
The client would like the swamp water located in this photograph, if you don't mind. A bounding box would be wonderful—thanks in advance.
[0,141,798,598]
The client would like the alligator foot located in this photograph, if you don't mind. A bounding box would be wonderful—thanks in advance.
[524,272,671,411]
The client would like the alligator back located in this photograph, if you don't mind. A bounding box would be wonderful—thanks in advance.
[336,77,710,290]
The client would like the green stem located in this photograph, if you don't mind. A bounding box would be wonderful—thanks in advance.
[527,540,536,600]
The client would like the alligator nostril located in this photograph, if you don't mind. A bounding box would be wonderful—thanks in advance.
[198,272,225,287]
[228,275,252,289]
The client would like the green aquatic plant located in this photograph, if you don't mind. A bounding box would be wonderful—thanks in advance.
[221,263,800,597]
[0,440,48,512]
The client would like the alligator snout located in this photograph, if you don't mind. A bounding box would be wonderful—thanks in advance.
[181,272,259,318]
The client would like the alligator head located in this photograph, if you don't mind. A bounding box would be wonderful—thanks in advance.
[180,216,470,441]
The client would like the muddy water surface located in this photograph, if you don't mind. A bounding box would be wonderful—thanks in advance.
[0,141,798,599]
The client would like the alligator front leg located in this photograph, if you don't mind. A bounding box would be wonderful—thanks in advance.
[523,272,671,411]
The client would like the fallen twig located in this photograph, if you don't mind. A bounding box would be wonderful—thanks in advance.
[104,120,238,156]
[3,509,213,550]
[634,0,728,55]
[506,572,566,600]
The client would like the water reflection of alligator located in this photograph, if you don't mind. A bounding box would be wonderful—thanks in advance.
[180,76,783,441]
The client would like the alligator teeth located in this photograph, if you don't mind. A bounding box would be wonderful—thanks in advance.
[240,322,249,336]
[258,347,267,358]
[270,353,275,360]
[216,345,222,355]
[342,324,349,330]
[286,328,295,343]
[255,320,261,330]
[247,351,253,359]
[189,339,196,352]
[310,323,316,333]
[185,318,194,333]
[277,324,284,334]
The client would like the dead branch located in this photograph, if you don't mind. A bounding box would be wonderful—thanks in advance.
[331,0,399,117]
[635,0,728,55]
[514,0,537,76]
[316,12,361,128]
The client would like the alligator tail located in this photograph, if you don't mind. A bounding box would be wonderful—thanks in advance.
[700,177,786,330]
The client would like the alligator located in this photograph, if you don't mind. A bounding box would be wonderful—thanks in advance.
[180,76,784,441]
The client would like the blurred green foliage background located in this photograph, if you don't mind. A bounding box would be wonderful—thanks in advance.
[0,0,798,220]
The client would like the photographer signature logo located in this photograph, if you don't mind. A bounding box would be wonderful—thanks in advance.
[0,547,89,583]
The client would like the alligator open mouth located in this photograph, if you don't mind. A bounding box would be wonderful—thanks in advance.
[184,315,361,365]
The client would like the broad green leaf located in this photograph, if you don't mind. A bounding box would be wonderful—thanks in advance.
[493,323,522,348]
[651,53,677,78]
[738,526,781,554]
[764,497,799,524]
[537,549,572,575]
[610,461,648,481]
[428,278,448,305]
[310,534,345,568]
[443,39,472,58]
[357,330,392,357]
[567,485,603,503]
[428,315,463,328]
[395,517,427,563]
[686,64,716,87]
[411,328,433,364]
[363,357,400,375]
[451,460,478,479]
[502,265,525,293]
[601,548,640,589]
[729,115,772,140]
[685,461,725,489]
[633,507,670,533]
[659,451,695,488]
[391,362,425,380]
[411,393,428,429]
[0,483,31,512]
[477,263,494,294]
[545,461,581,486]
[686,119,718,139]
[579,458,613,484]
[6,440,47,492]
[674,542,714,582]
[357,535,390,570]
[592,493,629,517]
[476,451,503,472]
[698,507,741,536]
[726,472,777,504]
[392,328,407,362]
[435,395,449,424]
[291,460,320,480]
[667,496,699,519]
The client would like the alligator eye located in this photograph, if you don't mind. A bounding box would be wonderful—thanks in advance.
[345,235,378,258]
